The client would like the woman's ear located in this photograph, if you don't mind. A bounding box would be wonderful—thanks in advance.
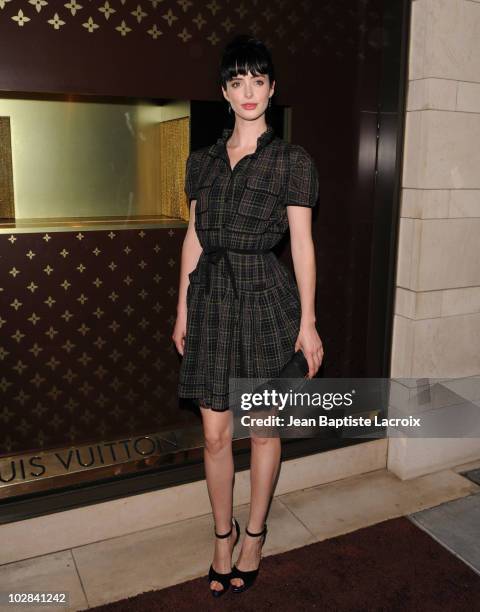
[221,85,229,103]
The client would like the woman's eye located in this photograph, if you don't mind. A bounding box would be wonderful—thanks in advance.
[256,80,265,85]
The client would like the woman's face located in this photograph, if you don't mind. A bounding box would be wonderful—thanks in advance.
[222,71,275,121]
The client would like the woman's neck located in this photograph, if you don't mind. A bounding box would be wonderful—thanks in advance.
[227,119,268,150]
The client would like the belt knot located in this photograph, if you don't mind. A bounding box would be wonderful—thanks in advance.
[202,246,272,300]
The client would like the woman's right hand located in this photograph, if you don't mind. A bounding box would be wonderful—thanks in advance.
[172,308,188,356]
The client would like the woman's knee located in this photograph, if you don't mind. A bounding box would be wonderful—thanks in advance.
[200,404,233,453]
[203,429,232,454]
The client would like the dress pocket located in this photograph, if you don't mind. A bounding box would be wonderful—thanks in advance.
[195,176,217,230]
[196,178,215,210]
[229,174,281,233]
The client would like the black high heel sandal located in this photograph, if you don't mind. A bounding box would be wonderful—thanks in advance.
[208,517,240,598]
[230,523,268,593]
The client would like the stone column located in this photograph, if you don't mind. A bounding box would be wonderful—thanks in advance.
[389,0,480,479]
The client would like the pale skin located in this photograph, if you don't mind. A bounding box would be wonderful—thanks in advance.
[172,70,324,592]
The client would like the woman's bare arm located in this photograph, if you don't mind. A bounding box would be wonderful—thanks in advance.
[286,205,324,377]
[177,200,203,317]
[172,201,203,356]
[287,206,316,325]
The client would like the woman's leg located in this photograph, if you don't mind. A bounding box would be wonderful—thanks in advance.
[200,404,238,592]
[230,436,281,587]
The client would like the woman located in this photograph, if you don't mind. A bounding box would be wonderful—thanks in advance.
[172,34,324,597]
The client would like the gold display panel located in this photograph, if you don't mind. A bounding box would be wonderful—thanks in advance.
[0,96,190,231]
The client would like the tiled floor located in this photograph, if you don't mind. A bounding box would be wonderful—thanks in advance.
[1,464,479,611]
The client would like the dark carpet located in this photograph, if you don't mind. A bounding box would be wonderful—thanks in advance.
[84,516,480,611]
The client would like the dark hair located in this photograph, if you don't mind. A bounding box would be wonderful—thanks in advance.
[219,34,275,90]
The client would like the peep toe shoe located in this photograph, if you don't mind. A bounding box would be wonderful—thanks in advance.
[208,517,240,598]
[230,523,268,593]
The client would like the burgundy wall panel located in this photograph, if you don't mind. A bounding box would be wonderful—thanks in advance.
[0,0,380,104]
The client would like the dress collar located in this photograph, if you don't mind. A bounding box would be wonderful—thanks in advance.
[208,124,276,160]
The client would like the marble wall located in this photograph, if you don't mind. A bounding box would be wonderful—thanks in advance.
[389,0,480,478]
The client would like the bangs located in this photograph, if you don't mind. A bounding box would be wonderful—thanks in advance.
[224,55,269,81]
[220,35,274,88]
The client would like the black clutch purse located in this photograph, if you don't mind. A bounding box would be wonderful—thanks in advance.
[250,350,309,412]
[277,349,309,378]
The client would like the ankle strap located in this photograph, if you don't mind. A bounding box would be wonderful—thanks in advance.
[214,517,234,538]
[245,523,267,538]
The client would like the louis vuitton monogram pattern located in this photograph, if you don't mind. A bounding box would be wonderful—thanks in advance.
[0,0,380,59]
[0,227,189,456]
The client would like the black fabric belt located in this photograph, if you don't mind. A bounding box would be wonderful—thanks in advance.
[203,246,272,299]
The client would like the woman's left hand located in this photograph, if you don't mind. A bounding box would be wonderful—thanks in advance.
[294,322,324,379]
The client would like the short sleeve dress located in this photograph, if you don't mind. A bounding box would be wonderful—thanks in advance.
[178,124,319,411]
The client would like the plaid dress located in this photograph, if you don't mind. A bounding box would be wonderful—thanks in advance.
[178,124,319,411]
